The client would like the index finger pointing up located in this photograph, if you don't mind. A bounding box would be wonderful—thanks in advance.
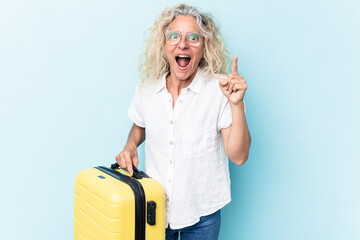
[231,55,238,74]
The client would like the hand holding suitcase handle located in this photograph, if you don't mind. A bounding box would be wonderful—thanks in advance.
[114,143,140,177]
[111,162,149,179]
[115,124,145,178]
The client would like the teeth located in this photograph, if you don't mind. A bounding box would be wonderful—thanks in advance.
[177,55,190,58]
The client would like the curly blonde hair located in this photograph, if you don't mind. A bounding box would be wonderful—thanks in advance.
[138,4,231,82]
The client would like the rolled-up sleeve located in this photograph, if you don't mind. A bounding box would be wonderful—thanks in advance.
[128,85,145,128]
[217,96,232,131]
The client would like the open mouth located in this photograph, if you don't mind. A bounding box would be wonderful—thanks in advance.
[175,55,191,68]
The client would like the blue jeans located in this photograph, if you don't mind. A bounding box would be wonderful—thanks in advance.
[166,210,221,240]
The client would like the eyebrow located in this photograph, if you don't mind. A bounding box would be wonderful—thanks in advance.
[167,31,201,34]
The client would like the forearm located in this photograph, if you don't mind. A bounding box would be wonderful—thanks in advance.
[125,123,146,150]
[226,101,251,165]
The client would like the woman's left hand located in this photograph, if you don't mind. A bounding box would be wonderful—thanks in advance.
[219,55,247,105]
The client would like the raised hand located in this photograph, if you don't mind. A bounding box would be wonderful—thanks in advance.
[219,55,248,104]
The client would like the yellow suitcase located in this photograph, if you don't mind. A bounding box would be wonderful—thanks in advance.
[74,163,165,240]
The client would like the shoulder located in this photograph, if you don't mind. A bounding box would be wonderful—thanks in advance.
[201,73,227,97]
[135,79,160,97]
[136,72,167,96]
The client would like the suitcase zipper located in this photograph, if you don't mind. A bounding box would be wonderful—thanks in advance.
[95,166,146,240]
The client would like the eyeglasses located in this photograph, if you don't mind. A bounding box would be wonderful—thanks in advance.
[165,31,204,46]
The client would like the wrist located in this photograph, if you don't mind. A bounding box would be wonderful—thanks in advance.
[124,141,137,151]
[229,100,245,108]
[229,100,246,117]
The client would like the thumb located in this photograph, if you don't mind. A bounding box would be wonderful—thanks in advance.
[219,78,228,87]
[128,164,133,176]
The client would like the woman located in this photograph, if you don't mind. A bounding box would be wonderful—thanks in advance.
[115,4,251,240]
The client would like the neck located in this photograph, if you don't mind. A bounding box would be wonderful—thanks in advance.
[166,68,199,95]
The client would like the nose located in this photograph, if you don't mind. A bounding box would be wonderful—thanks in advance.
[177,36,188,49]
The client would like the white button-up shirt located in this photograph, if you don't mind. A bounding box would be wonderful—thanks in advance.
[128,68,232,229]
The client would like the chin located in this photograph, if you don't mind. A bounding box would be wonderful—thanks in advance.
[173,65,198,81]
[175,72,192,81]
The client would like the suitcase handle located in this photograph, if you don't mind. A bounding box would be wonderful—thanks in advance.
[110,162,149,179]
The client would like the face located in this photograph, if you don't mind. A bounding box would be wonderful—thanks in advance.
[164,15,205,82]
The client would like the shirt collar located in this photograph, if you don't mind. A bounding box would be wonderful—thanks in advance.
[155,72,168,94]
[155,68,203,94]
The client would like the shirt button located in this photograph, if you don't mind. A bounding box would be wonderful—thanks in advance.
[170,120,173,124]
[169,141,173,145]
[187,88,190,91]
[179,100,183,104]
[168,179,172,183]
[169,99,171,103]
[166,198,170,202]
[169,160,173,164]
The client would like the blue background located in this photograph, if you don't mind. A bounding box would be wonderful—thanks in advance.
[1,0,359,239]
